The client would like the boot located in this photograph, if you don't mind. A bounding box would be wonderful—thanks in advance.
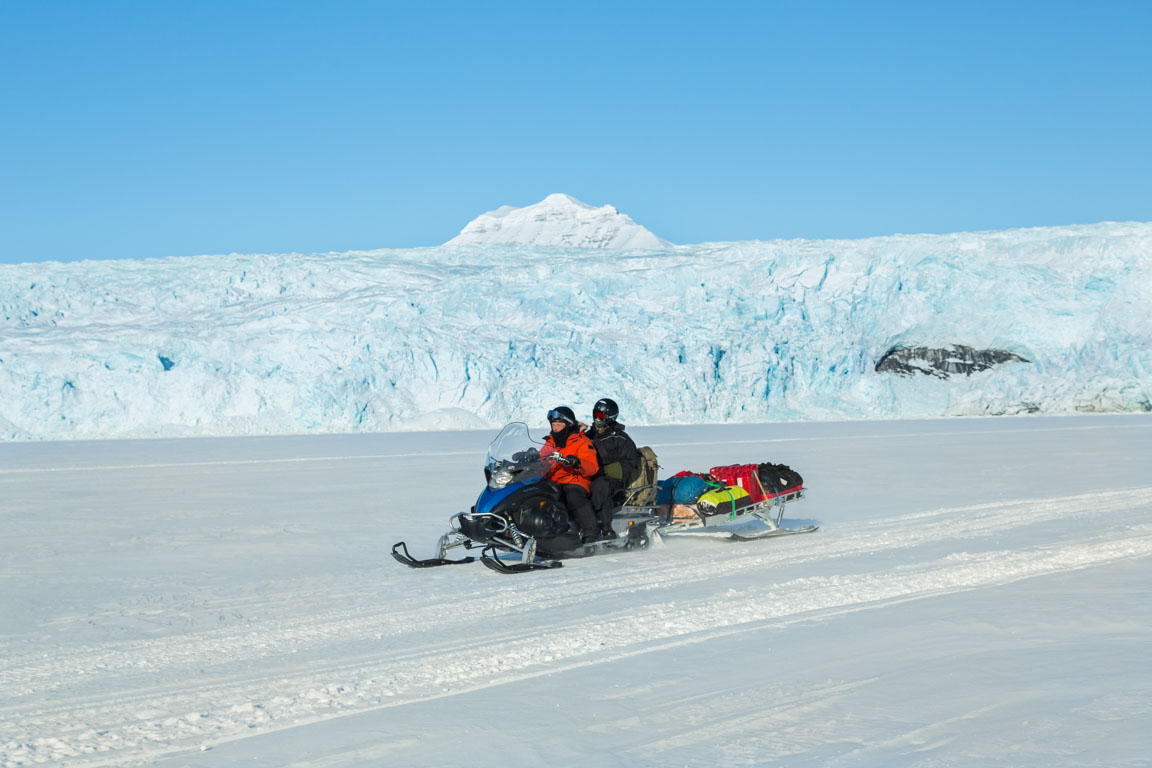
[599,525,618,541]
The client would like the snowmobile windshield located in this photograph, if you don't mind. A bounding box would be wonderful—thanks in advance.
[484,423,548,490]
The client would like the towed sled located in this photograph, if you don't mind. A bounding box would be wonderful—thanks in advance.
[392,423,817,574]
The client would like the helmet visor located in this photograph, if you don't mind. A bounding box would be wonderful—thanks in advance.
[547,409,574,425]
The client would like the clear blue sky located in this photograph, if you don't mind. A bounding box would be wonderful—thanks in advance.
[2,1,1150,264]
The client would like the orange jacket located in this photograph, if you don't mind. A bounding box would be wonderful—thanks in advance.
[540,430,600,491]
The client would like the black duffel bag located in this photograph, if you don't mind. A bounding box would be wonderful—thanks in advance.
[757,462,804,493]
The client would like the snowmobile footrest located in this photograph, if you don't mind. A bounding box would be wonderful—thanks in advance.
[391,541,476,568]
[480,545,563,574]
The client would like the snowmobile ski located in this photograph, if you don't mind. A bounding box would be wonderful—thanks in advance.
[391,541,476,568]
[478,524,652,574]
[480,544,563,574]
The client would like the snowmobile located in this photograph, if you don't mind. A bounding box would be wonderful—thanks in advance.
[391,422,817,574]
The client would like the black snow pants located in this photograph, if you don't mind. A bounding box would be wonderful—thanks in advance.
[589,475,624,529]
[559,483,598,537]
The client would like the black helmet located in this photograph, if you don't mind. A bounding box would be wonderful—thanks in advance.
[547,406,577,426]
[592,398,619,426]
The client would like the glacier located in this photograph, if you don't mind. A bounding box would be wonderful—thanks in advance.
[1,221,1150,441]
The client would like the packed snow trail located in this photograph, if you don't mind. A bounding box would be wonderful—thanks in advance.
[3,416,1150,767]
[3,487,1150,767]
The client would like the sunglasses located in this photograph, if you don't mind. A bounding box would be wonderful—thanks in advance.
[547,410,572,424]
[593,410,609,421]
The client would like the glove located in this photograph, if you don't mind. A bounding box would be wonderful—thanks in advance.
[558,454,581,468]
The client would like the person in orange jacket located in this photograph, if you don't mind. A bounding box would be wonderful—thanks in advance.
[539,406,602,542]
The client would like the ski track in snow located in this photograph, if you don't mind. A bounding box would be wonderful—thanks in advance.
[2,487,1151,767]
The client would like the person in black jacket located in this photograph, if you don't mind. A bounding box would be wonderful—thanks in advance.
[585,398,640,540]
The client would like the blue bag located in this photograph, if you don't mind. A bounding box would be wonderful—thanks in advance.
[655,474,713,505]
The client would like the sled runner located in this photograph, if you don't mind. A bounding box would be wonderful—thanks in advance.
[391,423,817,574]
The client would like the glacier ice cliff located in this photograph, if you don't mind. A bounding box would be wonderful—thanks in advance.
[1,221,1150,440]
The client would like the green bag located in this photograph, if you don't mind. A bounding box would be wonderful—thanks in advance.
[696,485,753,518]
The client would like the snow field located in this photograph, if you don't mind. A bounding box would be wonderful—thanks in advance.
[2,415,1150,766]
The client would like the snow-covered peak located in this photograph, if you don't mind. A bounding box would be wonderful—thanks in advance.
[538,192,596,210]
[445,194,672,249]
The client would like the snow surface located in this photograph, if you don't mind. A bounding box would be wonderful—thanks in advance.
[1,414,1150,767]
[444,193,671,248]
[1,221,1150,441]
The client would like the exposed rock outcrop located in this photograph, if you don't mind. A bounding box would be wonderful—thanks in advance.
[875,345,1030,379]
